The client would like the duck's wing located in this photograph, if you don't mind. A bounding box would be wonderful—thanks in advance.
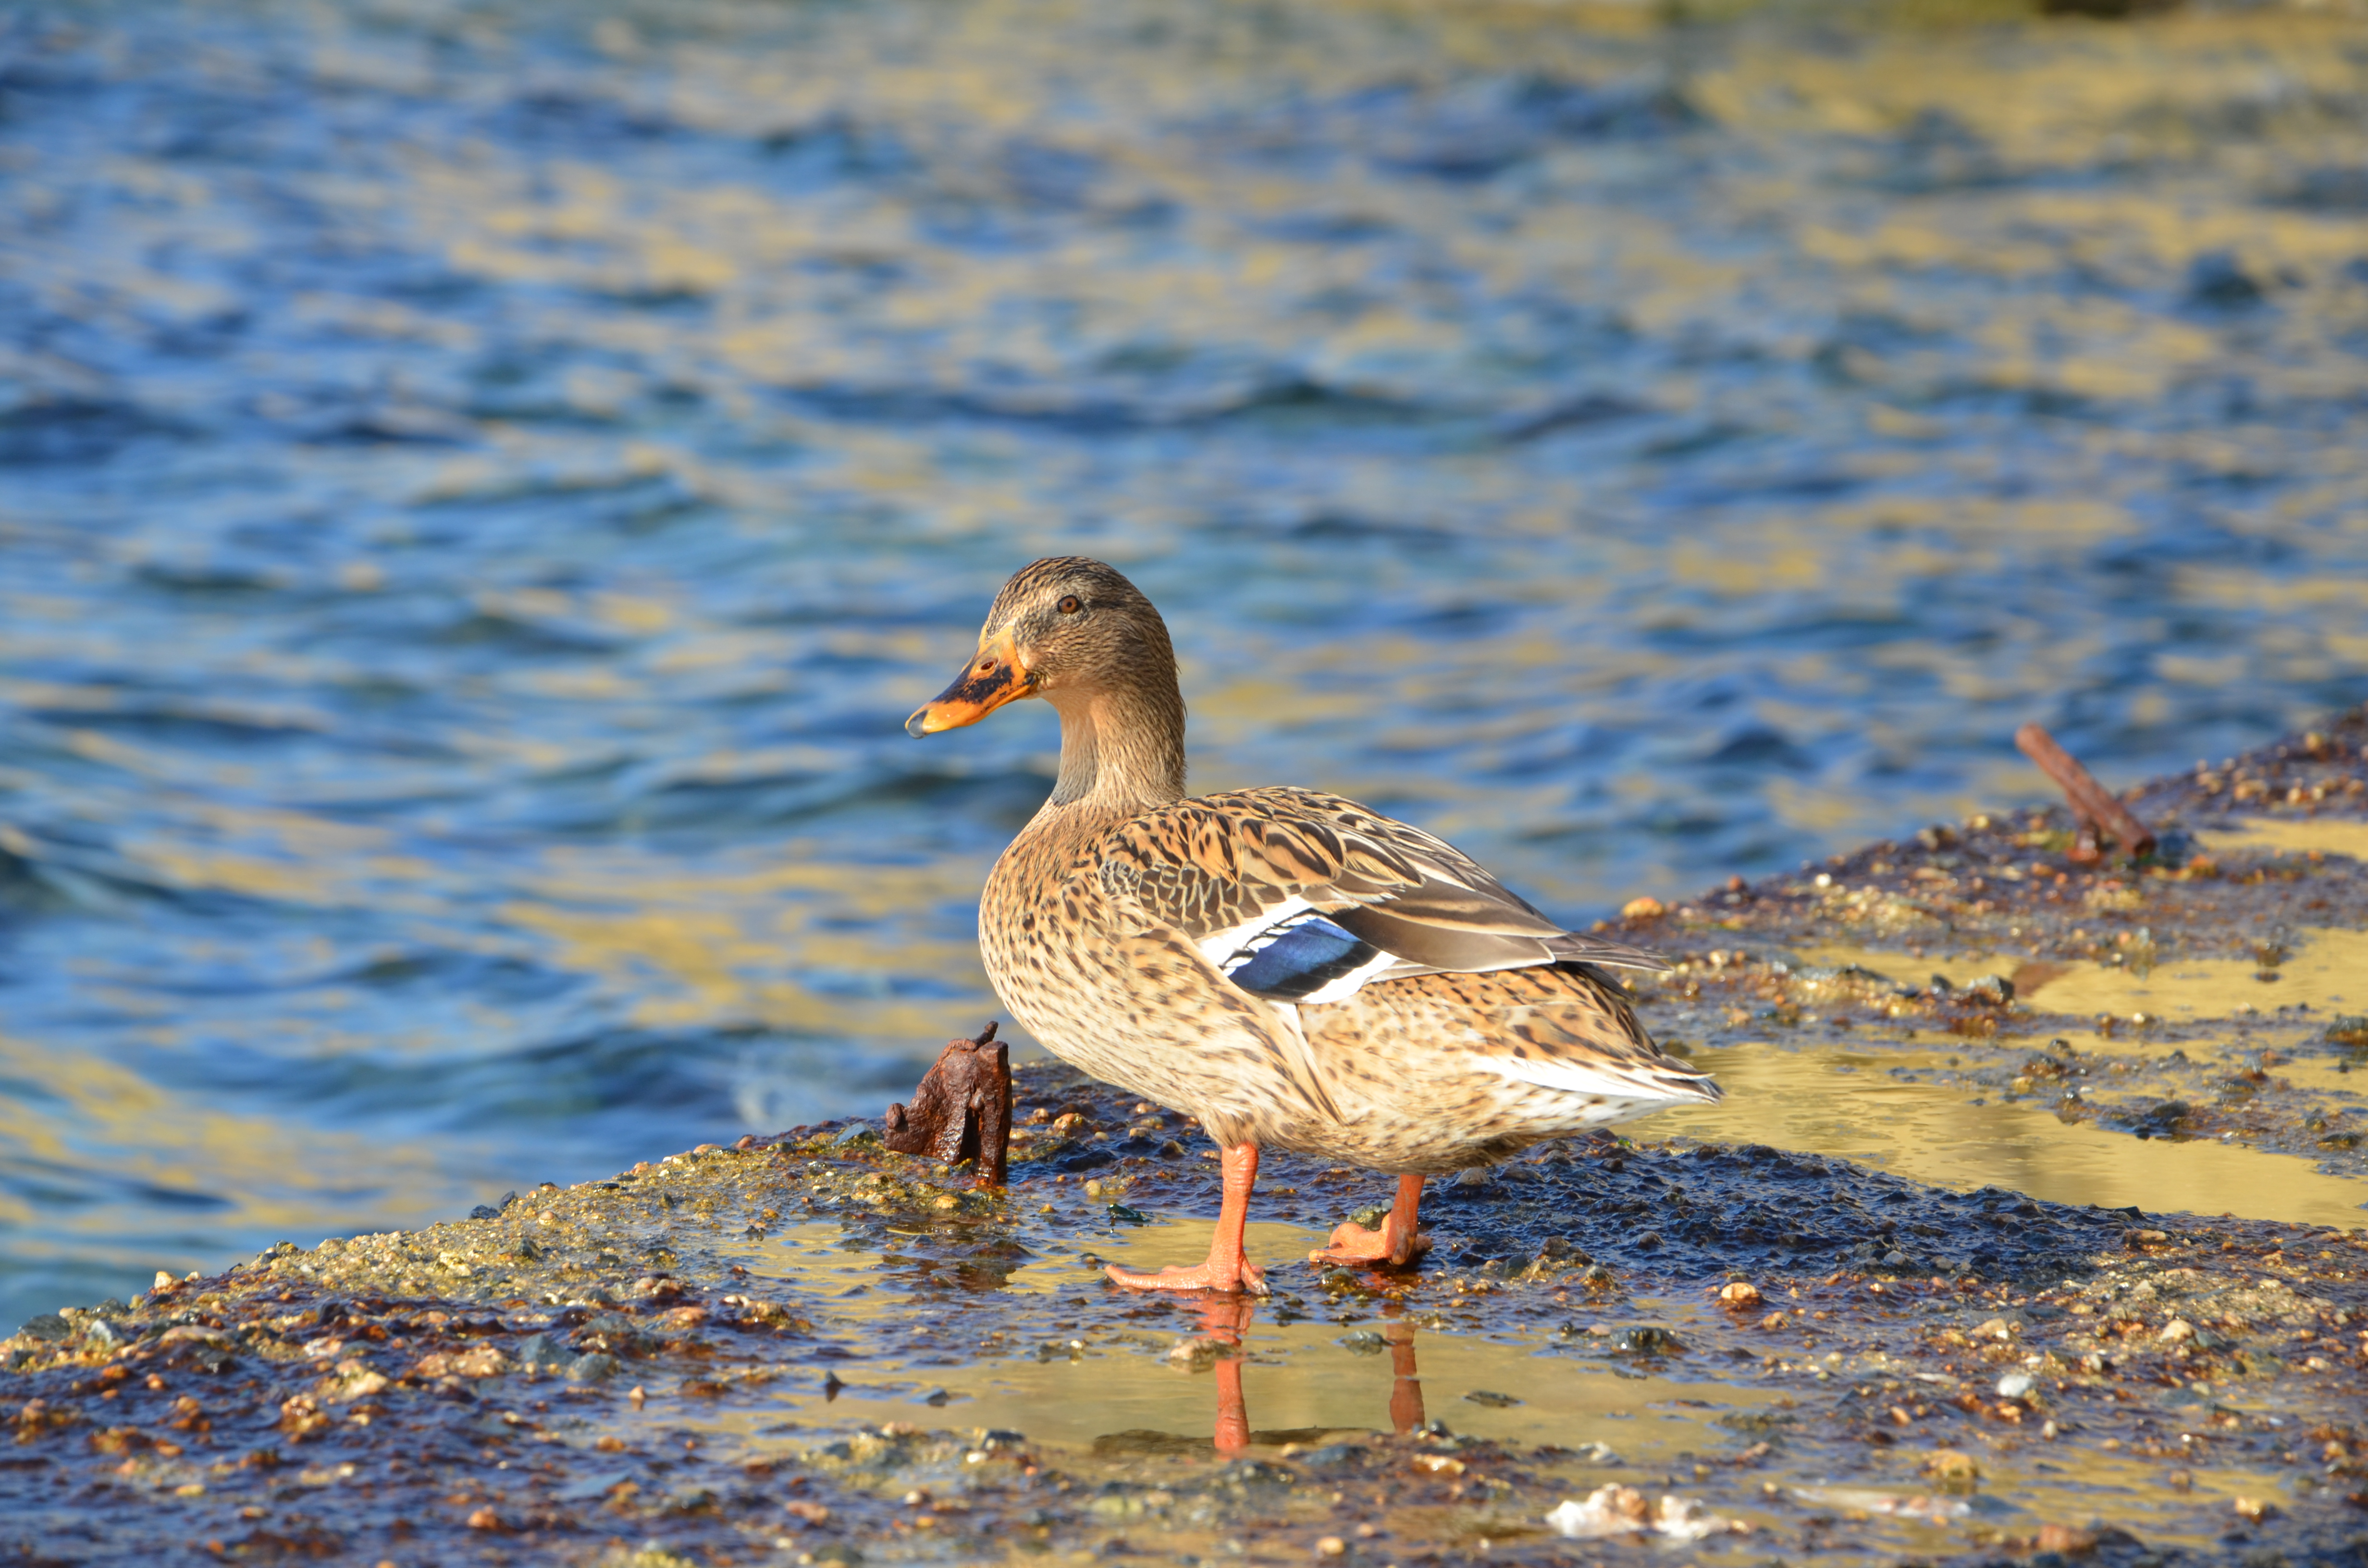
[1099,786,1668,1007]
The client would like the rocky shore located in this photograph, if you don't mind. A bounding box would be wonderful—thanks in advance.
[6,711,2367,1568]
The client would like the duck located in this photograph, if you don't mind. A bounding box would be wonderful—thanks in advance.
[906,557,1719,1293]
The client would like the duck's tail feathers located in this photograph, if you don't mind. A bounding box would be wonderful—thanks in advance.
[1494,1050,1722,1108]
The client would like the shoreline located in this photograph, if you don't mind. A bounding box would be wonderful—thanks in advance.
[5,709,2366,1567]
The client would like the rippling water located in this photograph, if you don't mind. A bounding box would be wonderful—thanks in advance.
[3,0,2366,1329]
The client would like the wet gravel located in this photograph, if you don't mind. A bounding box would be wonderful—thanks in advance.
[4,1095,2364,1561]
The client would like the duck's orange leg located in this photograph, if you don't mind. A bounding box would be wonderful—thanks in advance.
[1104,1143,1268,1294]
[1309,1174,1431,1267]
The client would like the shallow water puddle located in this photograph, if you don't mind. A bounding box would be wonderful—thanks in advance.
[1670,1042,2368,1232]
[2019,931,2364,1022]
[691,1314,1764,1468]
[1795,929,2364,1021]
[720,1218,1777,1458]
[2203,818,2368,864]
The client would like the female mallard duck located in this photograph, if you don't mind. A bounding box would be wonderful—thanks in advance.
[907,557,1719,1292]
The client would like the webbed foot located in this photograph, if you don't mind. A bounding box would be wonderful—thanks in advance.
[1307,1218,1431,1269]
[1104,1257,1269,1295]
[1308,1173,1430,1269]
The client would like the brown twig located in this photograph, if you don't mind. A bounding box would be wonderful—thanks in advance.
[2014,722,2156,862]
[882,1019,1012,1188]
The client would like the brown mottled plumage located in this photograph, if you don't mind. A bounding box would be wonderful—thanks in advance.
[908,557,1719,1292]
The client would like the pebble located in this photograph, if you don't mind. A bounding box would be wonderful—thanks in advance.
[1923,1449,1980,1482]
[1997,1372,2035,1399]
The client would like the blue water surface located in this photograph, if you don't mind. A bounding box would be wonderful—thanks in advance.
[2,0,2365,1327]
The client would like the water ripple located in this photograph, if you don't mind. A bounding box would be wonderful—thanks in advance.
[0,0,2364,1326]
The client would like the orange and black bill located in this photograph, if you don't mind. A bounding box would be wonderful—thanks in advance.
[906,633,1034,736]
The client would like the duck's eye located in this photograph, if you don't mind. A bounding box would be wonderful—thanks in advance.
[1056,594,1083,615]
[975,656,997,674]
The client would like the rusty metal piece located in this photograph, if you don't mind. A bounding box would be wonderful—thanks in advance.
[2014,723,2157,860]
[883,1020,1011,1188]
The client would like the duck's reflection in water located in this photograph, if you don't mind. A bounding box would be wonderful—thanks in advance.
[1179,1295,1426,1456]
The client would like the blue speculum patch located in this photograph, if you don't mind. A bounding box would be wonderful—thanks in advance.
[1222,915,1379,1000]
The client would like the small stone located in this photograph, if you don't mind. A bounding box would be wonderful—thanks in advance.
[1996,1372,2034,1399]
[1612,1325,1682,1355]
[1544,1485,1653,1538]
[1315,1538,1347,1558]
[1922,1449,1980,1483]
[2159,1318,2195,1344]
[2035,1523,2097,1554]
[515,1333,574,1374]
[1620,896,1666,921]
[465,1508,503,1531]
[1718,1282,1763,1308]
[2232,1496,2275,1523]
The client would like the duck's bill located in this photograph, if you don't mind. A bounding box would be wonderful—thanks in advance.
[905,638,1034,736]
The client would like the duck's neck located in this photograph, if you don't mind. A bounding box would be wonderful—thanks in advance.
[1040,675,1187,821]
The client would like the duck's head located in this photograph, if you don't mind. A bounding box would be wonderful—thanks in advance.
[906,556,1176,737]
